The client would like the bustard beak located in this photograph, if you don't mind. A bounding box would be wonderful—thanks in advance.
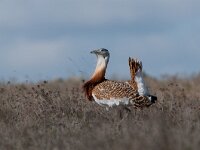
[90,49,99,54]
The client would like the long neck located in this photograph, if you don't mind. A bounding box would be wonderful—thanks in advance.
[90,55,108,82]
[83,55,109,100]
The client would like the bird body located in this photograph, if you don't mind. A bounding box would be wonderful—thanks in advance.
[83,48,157,108]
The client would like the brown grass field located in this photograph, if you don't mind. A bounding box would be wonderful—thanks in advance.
[0,75,200,150]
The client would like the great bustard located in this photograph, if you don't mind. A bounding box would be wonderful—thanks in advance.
[83,48,157,108]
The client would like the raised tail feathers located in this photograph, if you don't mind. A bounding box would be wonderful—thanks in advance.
[128,57,143,81]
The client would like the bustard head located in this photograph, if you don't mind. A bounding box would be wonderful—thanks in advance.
[90,48,110,64]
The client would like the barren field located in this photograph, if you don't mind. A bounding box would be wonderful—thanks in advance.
[0,75,200,150]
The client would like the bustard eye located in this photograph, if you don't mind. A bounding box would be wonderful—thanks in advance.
[101,48,108,52]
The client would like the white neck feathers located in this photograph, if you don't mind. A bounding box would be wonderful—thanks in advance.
[91,55,109,79]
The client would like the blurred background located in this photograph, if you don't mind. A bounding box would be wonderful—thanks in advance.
[0,0,200,82]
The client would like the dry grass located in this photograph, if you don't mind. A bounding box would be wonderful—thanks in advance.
[0,76,200,150]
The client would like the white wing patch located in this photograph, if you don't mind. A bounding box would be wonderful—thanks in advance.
[135,71,148,96]
[92,94,130,107]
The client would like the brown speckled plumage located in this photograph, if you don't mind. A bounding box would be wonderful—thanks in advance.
[91,80,152,107]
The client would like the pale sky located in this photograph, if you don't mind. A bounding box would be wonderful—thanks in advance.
[0,0,200,82]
